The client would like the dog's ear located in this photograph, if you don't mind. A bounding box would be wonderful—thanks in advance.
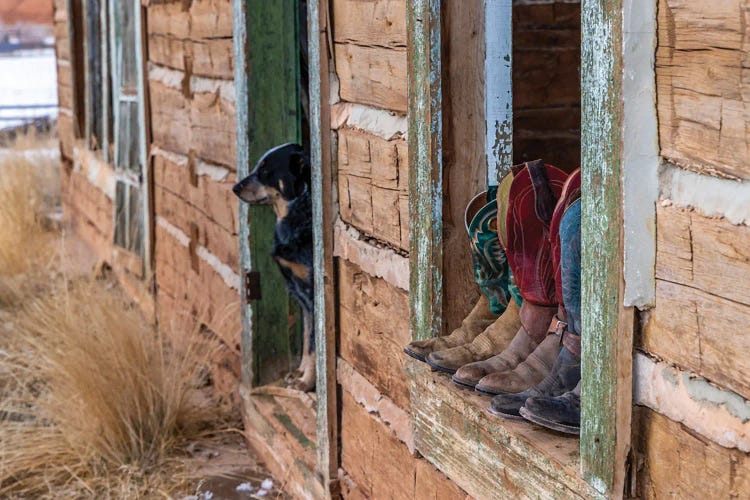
[289,151,311,197]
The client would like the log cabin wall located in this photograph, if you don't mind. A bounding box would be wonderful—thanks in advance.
[52,0,241,404]
[634,0,750,496]
[146,0,241,403]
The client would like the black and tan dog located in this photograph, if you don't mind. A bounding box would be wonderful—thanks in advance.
[233,143,315,391]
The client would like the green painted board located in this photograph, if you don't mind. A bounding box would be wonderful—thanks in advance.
[239,0,303,386]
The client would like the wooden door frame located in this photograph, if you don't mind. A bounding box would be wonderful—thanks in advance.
[308,0,338,494]
[233,0,303,387]
[233,0,338,495]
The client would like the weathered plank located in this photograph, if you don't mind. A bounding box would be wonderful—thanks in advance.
[153,185,238,267]
[147,0,233,40]
[54,19,70,60]
[240,386,324,499]
[656,0,750,180]
[338,173,407,251]
[642,279,750,401]
[336,127,409,249]
[580,0,633,494]
[335,43,407,113]
[655,204,750,307]
[340,391,467,499]
[152,152,238,249]
[440,0,487,333]
[148,77,236,168]
[332,0,406,49]
[148,34,234,79]
[338,127,405,190]
[338,260,411,410]
[635,408,750,499]
[409,362,596,499]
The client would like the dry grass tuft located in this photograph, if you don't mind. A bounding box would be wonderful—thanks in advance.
[0,278,232,498]
[0,130,60,305]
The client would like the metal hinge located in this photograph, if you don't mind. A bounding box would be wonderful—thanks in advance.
[244,271,261,301]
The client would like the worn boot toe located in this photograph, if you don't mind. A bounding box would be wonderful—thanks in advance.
[452,359,505,388]
[426,345,476,374]
[404,295,498,363]
[488,391,531,419]
[520,383,581,435]
[404,337,447,362]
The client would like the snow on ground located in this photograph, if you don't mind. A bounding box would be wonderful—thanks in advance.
[0,48,57,130]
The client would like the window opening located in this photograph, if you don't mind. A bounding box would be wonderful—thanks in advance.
[83,0,104,151]
[109,0,146,260]
[403,1,628,497]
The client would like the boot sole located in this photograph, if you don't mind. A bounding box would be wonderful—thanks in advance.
[519,407,580,435]
[451,375,478,390]
[474,385,504,396]
[425,357,458,374]
[403,347,427,363]
[486,405,525,420]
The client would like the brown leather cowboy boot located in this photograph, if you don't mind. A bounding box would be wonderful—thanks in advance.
[403,295,498,362]
[451,160,568,389]
[404,190,502,362]
[451,301,556,387]
[425,299,521,374]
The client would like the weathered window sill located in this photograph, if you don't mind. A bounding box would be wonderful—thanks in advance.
[407,360,596,499]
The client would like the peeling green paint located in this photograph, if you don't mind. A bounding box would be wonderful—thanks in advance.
[580,0,630,495]
[408,0,443,342]
[274,412,315,449]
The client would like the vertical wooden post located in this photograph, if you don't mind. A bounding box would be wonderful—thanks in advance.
[135,2,153,279]
[484,0,513,186]
[580,0,633,496]
[309,0,338,495]
[408,0,443,342]
[231,0,253,386]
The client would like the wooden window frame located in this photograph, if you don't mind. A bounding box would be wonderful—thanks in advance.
[108,0,151,275]
[406,0,644,497]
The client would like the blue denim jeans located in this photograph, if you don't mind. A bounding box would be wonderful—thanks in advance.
[559,199,581,336]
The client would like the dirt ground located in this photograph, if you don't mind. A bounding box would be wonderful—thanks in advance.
[0,136,284,499]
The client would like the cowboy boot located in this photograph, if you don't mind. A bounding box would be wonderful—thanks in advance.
[488,336,580,418]
[408,176,520,364]
[450,301,555,385]
[424,171,524,373]
[489,193,583,416]
[403,294,498,362]
[520,381,581,435]
[450,161,567,387]
[475,174,580,395]
[425,298,521,374]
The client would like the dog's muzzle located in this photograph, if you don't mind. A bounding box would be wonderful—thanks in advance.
[233,175,270,204]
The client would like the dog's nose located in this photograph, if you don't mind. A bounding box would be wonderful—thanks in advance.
[232,182,243,196]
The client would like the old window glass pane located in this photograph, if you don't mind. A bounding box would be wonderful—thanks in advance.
[114,180,128,249]
[85,0,103,149]
[115,100,140,174]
